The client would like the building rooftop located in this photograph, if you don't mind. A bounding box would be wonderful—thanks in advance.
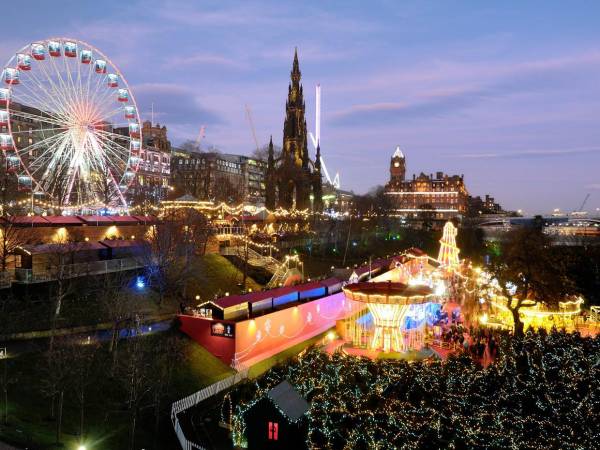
[1,215,158,227]
[344,281,434,304]
[393,146,404,158]
[266,380,309,422]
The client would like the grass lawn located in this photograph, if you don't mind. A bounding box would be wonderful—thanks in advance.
[186,254,262,304]
[248,330,331,379]
[1,254,262,337]
[0,331,233,450]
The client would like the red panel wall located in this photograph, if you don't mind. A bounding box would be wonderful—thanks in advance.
[178,315,237,365]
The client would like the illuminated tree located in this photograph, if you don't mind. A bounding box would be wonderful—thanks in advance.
[486,227,576,336]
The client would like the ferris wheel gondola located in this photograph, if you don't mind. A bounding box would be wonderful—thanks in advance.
[0,37,142,209]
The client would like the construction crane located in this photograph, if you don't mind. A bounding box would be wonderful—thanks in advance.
[571,193,590,217]
[308,84,340,189]
[578,193,590,211]
[244,104,260,154]
[194,125,206,148]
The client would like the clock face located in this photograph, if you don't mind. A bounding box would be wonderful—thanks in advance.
[394,162,400,167]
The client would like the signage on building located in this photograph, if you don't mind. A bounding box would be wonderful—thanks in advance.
[211,322,235,338]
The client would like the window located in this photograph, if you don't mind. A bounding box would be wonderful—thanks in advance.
[268,421,279,440]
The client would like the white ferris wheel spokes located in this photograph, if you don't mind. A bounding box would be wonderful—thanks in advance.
[0,38,141,209]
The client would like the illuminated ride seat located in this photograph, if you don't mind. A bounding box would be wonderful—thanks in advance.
[48,41,61,57]
[107,74,118,87]
[64,42,77,57]
[18,175,32,191]
[31,43,46,60]
[130,139,140,152]
[80,50,92,64]
[124,106,136,119]
[95,59,107,74]
[17,54,32,71]
[117,89,129,102]
[128,123,139,138]
[0,88,9,105]
[5,153,20,173]
[0,134,14,150]
[3,68,20,85]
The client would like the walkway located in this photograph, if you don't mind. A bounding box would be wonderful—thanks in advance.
[322,338,345,354]
[429,343,457,360]
[0,442,20,450]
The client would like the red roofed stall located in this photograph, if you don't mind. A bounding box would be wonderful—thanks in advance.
[99,239,145,259]
[76,215,116,225]
[42,216,85,226]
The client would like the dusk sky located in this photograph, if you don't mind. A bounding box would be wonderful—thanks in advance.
[2,0,599,214]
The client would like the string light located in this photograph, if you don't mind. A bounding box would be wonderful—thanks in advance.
[228,331,598,449]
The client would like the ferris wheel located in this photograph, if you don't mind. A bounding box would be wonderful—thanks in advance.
[0,38,141,209]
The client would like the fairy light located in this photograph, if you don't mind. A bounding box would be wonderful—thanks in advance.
[227,331,598,449]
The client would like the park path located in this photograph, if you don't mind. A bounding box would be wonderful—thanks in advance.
[0,317,173,359]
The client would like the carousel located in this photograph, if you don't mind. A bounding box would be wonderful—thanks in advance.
[338,221,465,354]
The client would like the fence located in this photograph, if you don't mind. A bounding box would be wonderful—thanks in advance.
[171,366,249,450]
[0,271,11,288]
[14,257,142,283]
[213,227,245,236]
[220,246,281,274]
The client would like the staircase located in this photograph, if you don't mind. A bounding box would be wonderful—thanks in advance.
[266,263,290,288]
[221,246,281,274]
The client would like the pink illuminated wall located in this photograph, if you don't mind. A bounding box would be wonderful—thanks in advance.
[233,292,363,366]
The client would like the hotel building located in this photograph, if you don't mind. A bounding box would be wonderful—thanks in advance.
[384,146,469,220]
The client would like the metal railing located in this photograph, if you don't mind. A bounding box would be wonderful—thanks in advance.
[220,246,281,274]
[213,227,245,236]
[0,271,12,289]
[171,366,249,450]
[14,258,142,283]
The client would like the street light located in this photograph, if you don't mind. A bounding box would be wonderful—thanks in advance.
[78,445,87,450]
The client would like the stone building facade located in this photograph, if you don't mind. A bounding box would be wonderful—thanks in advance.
[265,50,322,211]
[384,146,469,219]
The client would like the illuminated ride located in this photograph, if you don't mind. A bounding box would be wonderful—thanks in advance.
[482,295,584,331]
[0,38,141,210]
[343,281,442,352]
[438,221,460,269]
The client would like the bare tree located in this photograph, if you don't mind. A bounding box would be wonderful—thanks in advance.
[146,334,187,446]
[94,271,139,356]
[141,208,210,305]
[41,337,71,444]
[0,354,17,425]
[178,140,202,154]
[252,143,282,162]
[118,335,154,450]
[213,172,245,204]
[68,339,100,441]
[46,229,89,350]
[0,219,29,273]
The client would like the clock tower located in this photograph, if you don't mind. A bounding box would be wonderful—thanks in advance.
[390,146,405,183]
